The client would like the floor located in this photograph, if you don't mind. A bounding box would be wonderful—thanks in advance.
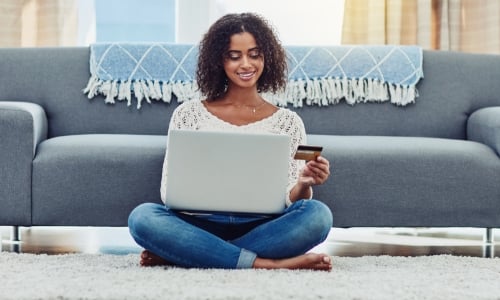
[1,226,498,258]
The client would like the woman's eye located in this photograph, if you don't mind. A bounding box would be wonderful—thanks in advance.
[225,50,261,61]
[249,51,261,59]
[225,53,241,61]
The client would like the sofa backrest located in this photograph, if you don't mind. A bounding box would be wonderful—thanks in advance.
[0,47,175,138]
[1,47,499,139]
[298,50,500,139]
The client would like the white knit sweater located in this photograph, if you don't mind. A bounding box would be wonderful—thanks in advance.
[160,100,308,207]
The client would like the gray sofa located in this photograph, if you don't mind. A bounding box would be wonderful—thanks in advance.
[1,47,499,242]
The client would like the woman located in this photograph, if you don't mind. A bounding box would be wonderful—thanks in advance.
[128,12,333,271]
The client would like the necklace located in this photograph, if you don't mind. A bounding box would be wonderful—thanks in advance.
[233,100,267,114]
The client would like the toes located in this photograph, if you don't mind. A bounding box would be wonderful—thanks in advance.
[140,250,156,266]
[322,255,331,264]
[139,250,171,267]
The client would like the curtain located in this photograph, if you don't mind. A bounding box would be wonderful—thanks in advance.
[342,0,500,54]
[0,0,78,47]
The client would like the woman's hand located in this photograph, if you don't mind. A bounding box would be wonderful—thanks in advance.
[298,156,331,187]
[289,156,331,203]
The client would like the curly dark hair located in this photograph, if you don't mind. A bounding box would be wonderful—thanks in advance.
[196,13,287,101]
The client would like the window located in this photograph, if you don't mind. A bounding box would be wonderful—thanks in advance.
[79,0,345,46]
[94,0,175,43]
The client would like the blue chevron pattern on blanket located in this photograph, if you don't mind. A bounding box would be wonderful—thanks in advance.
[84,43,423,109]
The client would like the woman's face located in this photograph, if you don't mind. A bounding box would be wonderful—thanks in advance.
[223,32,264,90]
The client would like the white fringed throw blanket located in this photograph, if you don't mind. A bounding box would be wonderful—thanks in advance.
[84,43,423,109]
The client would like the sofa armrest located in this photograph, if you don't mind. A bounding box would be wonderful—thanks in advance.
[0,102,48,226]
[467,106,500,156]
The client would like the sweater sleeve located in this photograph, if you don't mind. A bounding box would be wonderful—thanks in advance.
[159,116,176,204]
[160,102,195,204]
[285,112,311,207]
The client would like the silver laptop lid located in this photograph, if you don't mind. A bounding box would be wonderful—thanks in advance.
[165,129,291,214]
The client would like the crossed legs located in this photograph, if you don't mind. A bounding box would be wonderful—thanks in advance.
[128,200,333,271]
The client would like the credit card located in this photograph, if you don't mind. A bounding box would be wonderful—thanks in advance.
[294,145,323,161]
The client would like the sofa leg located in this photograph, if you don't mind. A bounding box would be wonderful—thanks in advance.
[484,228,494,244]
[482,228,495,258]
[10,226,20,242]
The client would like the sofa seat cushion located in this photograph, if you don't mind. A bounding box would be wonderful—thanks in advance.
[307,135,500,227]
[32,134,167,226]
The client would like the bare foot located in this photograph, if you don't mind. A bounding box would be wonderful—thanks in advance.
[140,250,171,267]
[253,253,332,271]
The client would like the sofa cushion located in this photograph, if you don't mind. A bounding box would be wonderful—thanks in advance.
[308,134,500,227]
[32,134,166,226]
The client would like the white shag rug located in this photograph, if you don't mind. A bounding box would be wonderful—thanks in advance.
[1,252,499,300]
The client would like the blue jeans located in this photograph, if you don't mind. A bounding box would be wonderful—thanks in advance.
[128,199,333,269]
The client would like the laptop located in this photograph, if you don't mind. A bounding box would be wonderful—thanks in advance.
[165,129,291,215]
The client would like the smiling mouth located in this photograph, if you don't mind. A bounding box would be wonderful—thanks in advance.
[237,71,256,80]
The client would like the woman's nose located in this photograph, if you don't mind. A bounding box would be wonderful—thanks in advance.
[240,55,251,67]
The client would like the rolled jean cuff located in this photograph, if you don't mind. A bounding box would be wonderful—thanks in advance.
[236,248,257,269]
